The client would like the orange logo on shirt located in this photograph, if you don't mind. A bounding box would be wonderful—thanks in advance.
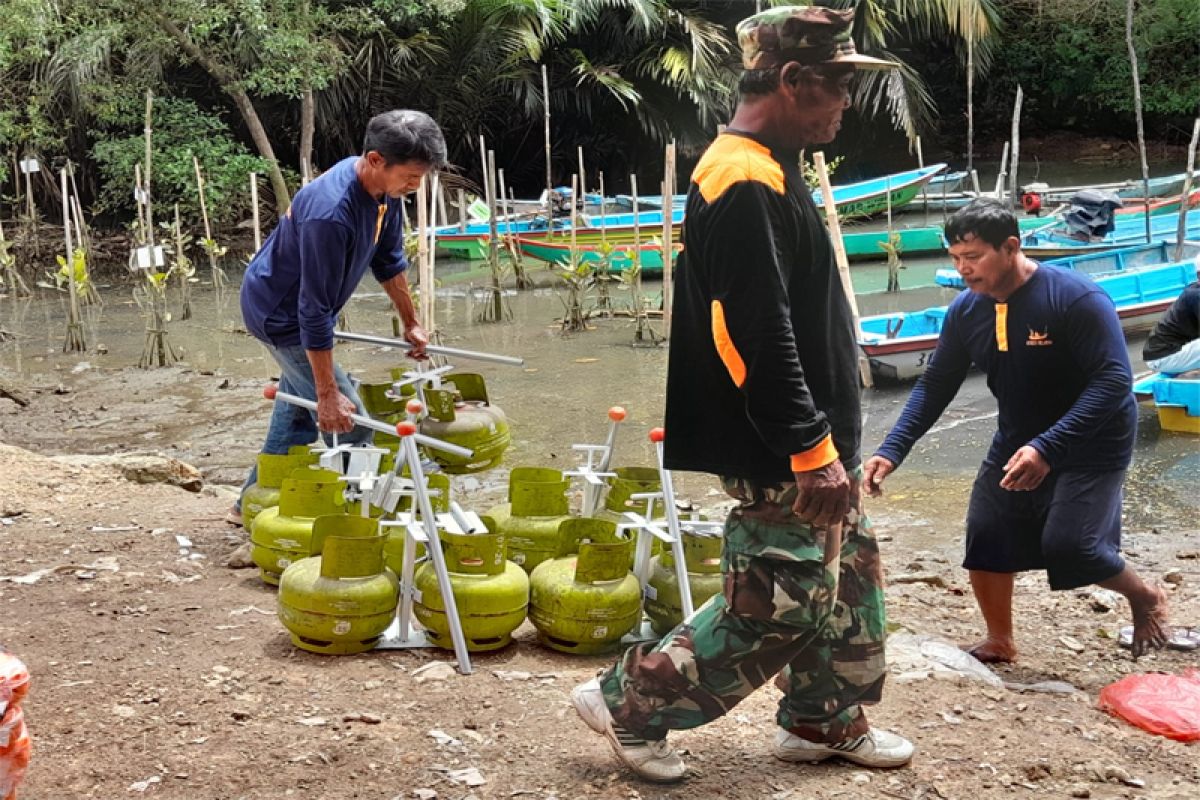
[1026,327,1053,347]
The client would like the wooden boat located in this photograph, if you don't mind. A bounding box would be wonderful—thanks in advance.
[1133,373,1200,434]
[435,207,684,260]
[514,231,680,275]
[926,170,968,194]
[1021,208,1200,259]
[859,260,1198,380]
[935,242,1200,288]
[615,163,947,219]
[842,214,1055,260]
[1018,171,1200,205]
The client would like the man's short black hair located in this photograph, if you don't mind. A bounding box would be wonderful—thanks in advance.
[945,198,1020,249]
[738,66,782,97]
[362,110,447,168]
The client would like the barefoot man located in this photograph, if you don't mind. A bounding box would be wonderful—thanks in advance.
[864,199,1170,662]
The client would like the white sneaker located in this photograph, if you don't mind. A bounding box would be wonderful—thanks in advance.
[570,678,686,783]
[773,727,914,768]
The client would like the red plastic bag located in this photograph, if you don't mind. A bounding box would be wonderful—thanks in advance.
[1098,669,1200,742]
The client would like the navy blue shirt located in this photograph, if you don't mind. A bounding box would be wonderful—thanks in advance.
[240,157,409,351]
[876,265,1136,472]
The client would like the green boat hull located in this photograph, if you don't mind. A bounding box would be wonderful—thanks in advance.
[517,236,677,276]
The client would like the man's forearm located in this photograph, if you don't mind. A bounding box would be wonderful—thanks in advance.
[382,273,419,328]
[306,348,340,398]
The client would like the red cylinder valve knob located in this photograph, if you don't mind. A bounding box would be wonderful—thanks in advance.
[649,427,665,443]
[608,406,627,422]
[263,384,278,400]
[395,421,418,437]
[406,399,424,415]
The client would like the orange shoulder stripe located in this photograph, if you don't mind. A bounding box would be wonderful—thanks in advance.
[693,135,785,203]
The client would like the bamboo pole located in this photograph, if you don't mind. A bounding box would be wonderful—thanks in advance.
[542,65,553,214]
[456,188,467,233]
[143,90,156,251]
[1007,86,1023,209]
[813,152,870,388]
[60,166,85,352]
[966,32,974,173]
[249,172,262,253]
[994,141,1010,199]
[417,175,433,334]
[598,172,607,244]
[661,141,676,339]
[916,135,929,226]
[1175,118,1200,263]
[1125,0,1152,244]
[577,146,586,211]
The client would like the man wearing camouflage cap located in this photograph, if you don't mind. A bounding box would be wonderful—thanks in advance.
[570,6,913,783]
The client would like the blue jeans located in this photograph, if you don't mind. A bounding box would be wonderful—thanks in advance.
[237,343,372,509]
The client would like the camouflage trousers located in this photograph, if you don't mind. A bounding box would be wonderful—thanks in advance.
[599,471,887,743]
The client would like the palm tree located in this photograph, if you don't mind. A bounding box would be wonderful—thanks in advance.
[819,0,1003,146]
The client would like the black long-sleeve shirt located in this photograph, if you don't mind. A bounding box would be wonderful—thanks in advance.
[663,132,861,482]
[1143,280,1200,362]
[876,265,1135,472]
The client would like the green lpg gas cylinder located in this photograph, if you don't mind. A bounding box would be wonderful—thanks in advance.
[381,472,450,574]
[645,530,724,636]
[250,468,347,585]
[357,380,406,420]
[595,466,661,524]
[594,466,665,563]
[487,467,573,573]
[413,522,530,651]
[278,515,400,655]
[420,374,511,474]
[241,447,318,530]
[529,518,641,654]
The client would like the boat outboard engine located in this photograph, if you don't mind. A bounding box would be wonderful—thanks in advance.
[1062,190,1124,241]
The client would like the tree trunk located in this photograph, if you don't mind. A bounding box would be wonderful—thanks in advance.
[966,33,974,173]
[1125,0,1151,244]
[152,13,292,214]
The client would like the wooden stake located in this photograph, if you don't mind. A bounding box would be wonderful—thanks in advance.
[542,64,553,214]
[661,141,676,339]
[598,172,607,245]
[143,90,156,251]
[995,141,1010,199]
[60,166,85,352]
[966,32,975,173]
[1007,86,1023,209]
[916,135,929,226]
[1125,0,1152,244]
[577,146,586,209]
[416,175,433,334]
[456,188,467,233]
[1175,118,1200,262]
[813,152,870,388]
[249,172,262,253]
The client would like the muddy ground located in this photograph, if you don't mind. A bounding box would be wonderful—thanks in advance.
[1,360,1198,800]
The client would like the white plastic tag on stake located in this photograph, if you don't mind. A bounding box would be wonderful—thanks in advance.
[19,158,39,174]
[135,246,166,269]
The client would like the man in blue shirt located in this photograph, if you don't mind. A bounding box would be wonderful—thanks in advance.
[863,199,1170,662]
[233,109,445,524]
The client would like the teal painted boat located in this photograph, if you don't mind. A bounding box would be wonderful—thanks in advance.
[619,164,947,219]
[861,260,1197,380]
[514,234,679,276]
[843,214,1054,260]
[936,242,1200,288]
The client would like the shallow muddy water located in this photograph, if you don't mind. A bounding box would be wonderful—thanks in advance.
[1,255,1196,559]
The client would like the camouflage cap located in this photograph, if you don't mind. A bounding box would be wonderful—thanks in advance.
[737,5,896,71]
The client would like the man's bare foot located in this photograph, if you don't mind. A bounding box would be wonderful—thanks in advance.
[1128,585,1170,659]
[963,637,1017,664]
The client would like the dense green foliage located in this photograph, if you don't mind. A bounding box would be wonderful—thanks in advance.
[91,98,269,227]
[0,0,1195,224]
